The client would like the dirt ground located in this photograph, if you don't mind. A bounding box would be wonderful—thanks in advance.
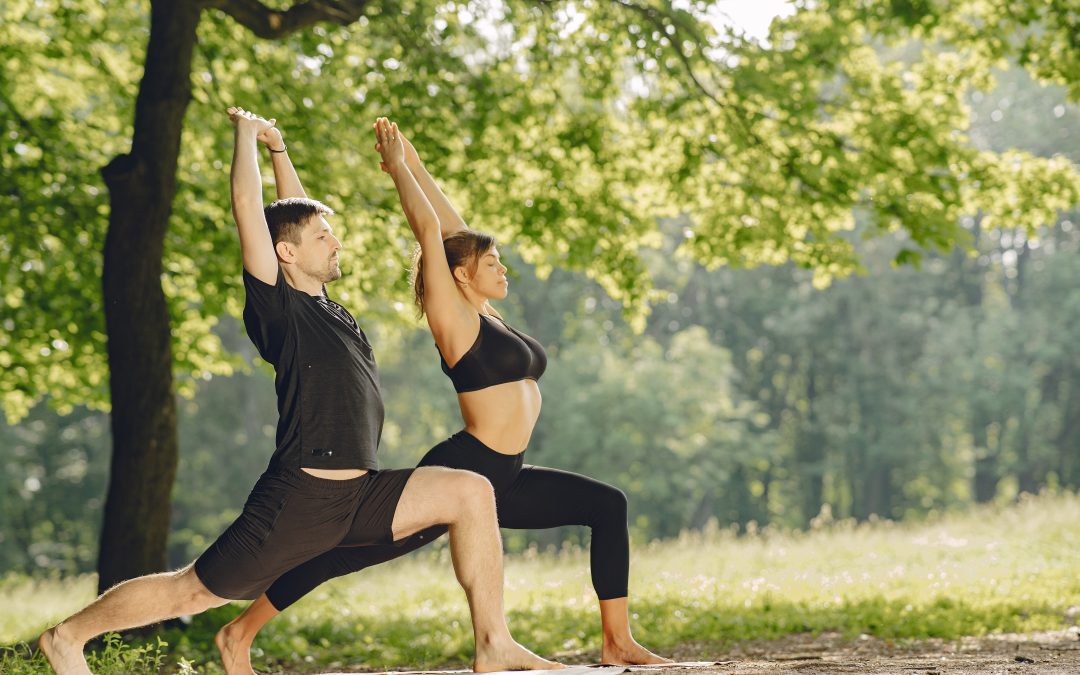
[320,629,1080,675]
[655,628,1080,674]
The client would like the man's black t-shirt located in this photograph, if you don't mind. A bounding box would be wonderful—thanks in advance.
[243,267,383,471]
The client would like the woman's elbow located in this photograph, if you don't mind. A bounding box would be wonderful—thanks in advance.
[413,217,442,241]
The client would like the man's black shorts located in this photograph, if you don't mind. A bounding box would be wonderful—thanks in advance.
[194,467,414,600]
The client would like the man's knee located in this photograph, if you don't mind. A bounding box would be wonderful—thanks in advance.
[176,565,231,610]
[436,468,496,517]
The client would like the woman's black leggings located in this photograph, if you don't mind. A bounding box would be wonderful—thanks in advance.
[265,430,629,610]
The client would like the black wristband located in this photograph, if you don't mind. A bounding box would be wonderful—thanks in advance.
[269,145,287,154]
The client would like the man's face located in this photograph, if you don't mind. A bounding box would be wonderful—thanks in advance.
[295,215,342,283]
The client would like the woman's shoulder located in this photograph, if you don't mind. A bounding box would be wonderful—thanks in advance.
[432,305,484,368]
[482,302,505,321]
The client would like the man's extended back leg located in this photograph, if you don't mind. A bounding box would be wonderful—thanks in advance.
[40,564,229,675]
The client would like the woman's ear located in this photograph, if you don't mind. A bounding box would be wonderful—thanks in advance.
[453,266,470,285]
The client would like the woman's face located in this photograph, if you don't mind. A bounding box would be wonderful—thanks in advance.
[460,246,508,299]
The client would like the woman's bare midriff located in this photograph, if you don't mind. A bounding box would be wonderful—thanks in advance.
[458,379,542,455]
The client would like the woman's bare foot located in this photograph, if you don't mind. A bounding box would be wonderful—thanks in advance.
[601,637,671,665]
[38,624,92,675]
[215,620,258,675]
[474,636,565,672]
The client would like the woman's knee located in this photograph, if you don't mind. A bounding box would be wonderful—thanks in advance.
[592,483,628,524]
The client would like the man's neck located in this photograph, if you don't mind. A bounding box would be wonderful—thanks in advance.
[282,266,324,297]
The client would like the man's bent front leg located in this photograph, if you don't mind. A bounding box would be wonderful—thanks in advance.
[390,466,562,672]
[39,564,229,675]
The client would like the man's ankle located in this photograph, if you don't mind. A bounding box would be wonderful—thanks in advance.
[476,628,513,648]
[47,622,81,648]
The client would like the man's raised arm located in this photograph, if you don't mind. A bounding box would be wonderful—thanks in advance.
[259,122,307,200]
[228,107,278,284]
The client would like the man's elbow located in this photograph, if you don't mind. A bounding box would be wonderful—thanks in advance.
[231,191,264,209]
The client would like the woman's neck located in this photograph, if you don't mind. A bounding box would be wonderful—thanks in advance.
[461,288,490,314]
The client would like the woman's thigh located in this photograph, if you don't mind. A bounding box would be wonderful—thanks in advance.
[497,465,623,530]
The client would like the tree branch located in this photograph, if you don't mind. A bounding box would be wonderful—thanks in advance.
[608,0,726,107]
[200,0,371,39]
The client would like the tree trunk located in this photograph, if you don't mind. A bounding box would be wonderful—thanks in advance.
[1015,416,1038,496]
[97,0,200,593]
[1054,368,1079,489]
[795,360,826,525]
[859,460,890,519]
[952,216,1001,503]
[688,485,716,531]
[971,415,998,503]
[728,464,756,529]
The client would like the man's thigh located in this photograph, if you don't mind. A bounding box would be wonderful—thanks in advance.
[390,466,493,540]
[194,473,350,600]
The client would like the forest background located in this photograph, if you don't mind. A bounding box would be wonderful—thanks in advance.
[1,0,1080,587]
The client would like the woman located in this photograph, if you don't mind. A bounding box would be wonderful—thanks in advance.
[215,118,667,675]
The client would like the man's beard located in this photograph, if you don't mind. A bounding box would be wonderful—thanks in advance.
[323,262,342,282]
[301,258,341,283]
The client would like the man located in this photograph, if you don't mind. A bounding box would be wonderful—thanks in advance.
[38,108,559,675]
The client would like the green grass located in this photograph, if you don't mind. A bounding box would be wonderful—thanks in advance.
[4,493,1079,673]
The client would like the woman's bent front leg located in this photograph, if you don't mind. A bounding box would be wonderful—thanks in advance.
[497,465,669,664]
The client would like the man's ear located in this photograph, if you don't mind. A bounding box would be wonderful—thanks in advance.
[275,240,296,263]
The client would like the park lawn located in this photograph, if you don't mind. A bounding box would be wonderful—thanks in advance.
[2,493,1078,674]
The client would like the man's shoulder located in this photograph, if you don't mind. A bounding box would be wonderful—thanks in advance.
[242,265,286,289]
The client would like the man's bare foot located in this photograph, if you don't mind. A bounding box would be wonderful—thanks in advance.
[474,637,565,672]
[38,624,92,675]
[215,621,258,675]
[601,638,671,665]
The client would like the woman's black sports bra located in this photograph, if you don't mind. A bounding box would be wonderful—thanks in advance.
[440,314,548,393]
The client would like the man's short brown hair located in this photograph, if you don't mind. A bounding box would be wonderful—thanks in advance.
[264,198,335,245]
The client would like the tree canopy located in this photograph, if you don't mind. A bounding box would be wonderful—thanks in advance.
[3,0,1078,424]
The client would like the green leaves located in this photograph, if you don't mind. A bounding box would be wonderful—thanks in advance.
[2,0,1079,422]
[0,0,142,421]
